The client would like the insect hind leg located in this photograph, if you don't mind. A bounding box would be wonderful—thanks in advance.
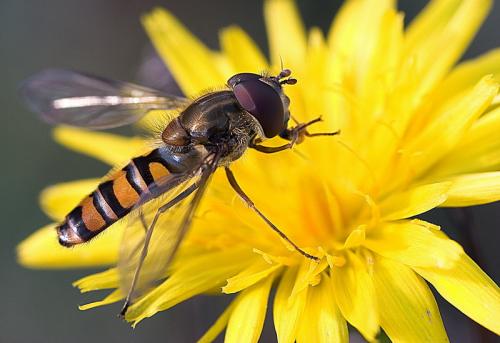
[126,211,150,261]
[139,211,148,232]
[224,167,319,261]
[119,183,199,317]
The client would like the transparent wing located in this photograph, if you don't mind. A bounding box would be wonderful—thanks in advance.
[136,45,183,96]
[117,178,199,302]
[118,154,219,308]
[20,69,190,129]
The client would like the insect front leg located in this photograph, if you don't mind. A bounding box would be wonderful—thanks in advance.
[249,116,340,154]
[224,167,319,261]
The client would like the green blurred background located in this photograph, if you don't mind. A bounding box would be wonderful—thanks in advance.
[1,1,498,342]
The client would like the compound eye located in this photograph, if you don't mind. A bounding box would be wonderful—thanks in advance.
[233,79,285,138]
[227,73,261,88]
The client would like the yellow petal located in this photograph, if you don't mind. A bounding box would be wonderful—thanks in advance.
[328,0,396,69]
[326,0,398,116]
[225,275,275,343]
[17,223,121,268]
[211,52,233,79]
[379,182,451,220]
[364,220,463,269]
[289,258,330,299]
[79,289,122,310]
[53,126,147,166]
[329,1,401,129]
[197,302,236,343]
[343,228,365,249]
[40,178,100,221]
[125,248,253,325]
[373,256,448,342]
[300,28,338,127]
[331,252,379,341]
[441,171,500,206]
[73,268,119,292]
[142,8,225,97]
[264,0,306,69]
[404,0,492,96]
[219,26,268,73]
[223,258,281,294]
[436,48,500,103]
[404,75,498,176]
[428,106,500,177]
[296,274,348,343]
[414,253,500,335]
[273,266,307,343]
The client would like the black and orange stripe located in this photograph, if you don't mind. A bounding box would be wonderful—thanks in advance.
[57,148,180,246]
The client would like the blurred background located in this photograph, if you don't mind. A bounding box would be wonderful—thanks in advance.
[0,1,498,342]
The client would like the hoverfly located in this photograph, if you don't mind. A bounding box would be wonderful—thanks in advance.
[21,68,338,315]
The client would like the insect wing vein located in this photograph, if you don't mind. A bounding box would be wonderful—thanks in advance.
[117,154,218,304]
[21,69,190,129]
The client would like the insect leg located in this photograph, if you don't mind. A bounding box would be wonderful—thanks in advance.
[281,116,340,141]
[139,211,148,232]
[119,182,199,317]
[224,167,319,261]
[250,116,339,154]
[249,139,296,153]
[305,131,340,137]
[126,211,150,260]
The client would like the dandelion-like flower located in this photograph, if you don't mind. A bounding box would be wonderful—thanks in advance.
[18,0,500,341]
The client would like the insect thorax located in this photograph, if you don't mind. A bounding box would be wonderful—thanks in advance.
[162,90,263,165]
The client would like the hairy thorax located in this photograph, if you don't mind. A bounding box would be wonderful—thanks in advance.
[161,90,263,166]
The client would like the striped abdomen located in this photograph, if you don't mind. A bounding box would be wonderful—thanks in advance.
[57,147,197,246]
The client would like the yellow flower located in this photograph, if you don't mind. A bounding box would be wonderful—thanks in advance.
[18,0,500,342]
